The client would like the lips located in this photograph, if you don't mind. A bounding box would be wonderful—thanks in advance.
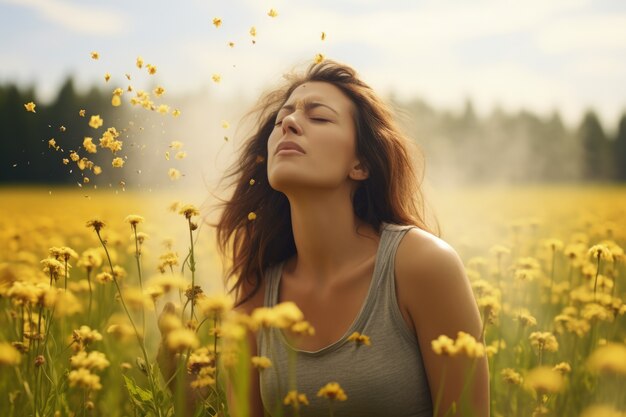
[275,141,305,155]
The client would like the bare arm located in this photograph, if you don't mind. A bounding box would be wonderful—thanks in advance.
[396,230,490,417]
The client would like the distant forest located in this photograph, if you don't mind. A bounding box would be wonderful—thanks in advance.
[1,77,625,185]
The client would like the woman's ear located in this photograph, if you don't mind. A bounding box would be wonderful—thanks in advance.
[349,161,369,181]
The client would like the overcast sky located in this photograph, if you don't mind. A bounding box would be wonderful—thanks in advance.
[1,0,625,131]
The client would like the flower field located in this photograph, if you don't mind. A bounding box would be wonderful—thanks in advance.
[0,184,625,417]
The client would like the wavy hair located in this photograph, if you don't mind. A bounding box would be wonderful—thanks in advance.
[212,59,440,307]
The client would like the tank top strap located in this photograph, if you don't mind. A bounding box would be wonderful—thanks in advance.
[373,223,418,290]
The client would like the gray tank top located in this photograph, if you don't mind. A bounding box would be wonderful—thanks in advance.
[257,222,434,417]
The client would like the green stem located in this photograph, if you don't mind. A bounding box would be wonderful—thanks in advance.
[95,230,164,417]
[132,225,146,336]
[593,257,602,301]
[187,218,196,323]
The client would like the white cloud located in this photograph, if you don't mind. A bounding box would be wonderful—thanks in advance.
[0,0,128,36]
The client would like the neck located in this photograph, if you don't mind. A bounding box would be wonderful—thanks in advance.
[284,185,380,285]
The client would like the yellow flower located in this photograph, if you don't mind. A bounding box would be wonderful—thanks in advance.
[588,244,613,262]
[83,137,97,153]
[68,368,102,391]
[321,32,326,41]
[587,343,626,375]
[72,325,103,346]
[79,109,85,117]
[111,95,121,107]
[146,64,157,75]
[251,356,272,370]
[221,120,230,129]
[284,390,309,409]
[317,382,347,401]
[431,334,457,356]
[178,204,200,219]
[212,17,222,28]
[166,328,199,352]
[249,26,257,37]
[501,368,523,385]
[124,214,144,227]
[291,321,315,336]
[85,220,106,233]
[136,56,143,68]
[154,86,165,96]
[198,294,234,317]
[273,302,304,327]
[249,179,256,185]
[169,140,183,150]
[228,41,235,48]
[70,351,110,371]
[168,168,181,180]
[93,165,102,175]
[212,74,221,83]
[90,51,99,60]
[529,331,559,352]
[248,212,257,221]
[112,157,124,168]
[314,53,325,64]
[48,138,58,149]
[24,102,36,113]
[347,331,371,346]
[172,109,181,117]
[552,362,571,375]
[268,8,278,17]
[0,342,21,366]
[524,366,565,394]
[88,115,103,129]
[579,405,626,417]
[175,151,186,160]
[454,331,485,358]
[104,73,110,82]
[157,104,169,114]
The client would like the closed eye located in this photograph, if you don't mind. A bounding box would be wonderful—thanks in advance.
[311,118,329,123]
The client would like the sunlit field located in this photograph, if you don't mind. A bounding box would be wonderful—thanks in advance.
[1,184,625,417]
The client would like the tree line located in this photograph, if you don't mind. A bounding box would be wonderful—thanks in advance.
[1,77,625,185]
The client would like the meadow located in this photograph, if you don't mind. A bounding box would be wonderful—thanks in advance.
[0,184,625,417]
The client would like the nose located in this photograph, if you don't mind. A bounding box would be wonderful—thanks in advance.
[281,113,302,136]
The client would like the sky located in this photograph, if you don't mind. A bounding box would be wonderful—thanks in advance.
[1,0,626,132]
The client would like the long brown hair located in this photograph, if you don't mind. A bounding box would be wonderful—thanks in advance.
[212,59,439,307]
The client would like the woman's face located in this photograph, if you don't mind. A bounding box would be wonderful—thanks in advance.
[267,81,365,194]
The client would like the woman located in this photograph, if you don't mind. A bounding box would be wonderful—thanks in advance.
[215,60,489,417]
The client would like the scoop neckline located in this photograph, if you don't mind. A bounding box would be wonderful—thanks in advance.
[273,222,391,356]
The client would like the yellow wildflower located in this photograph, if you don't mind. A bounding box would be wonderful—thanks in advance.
[172,109,181,117]
[166,328,199,352]
[212,74,221,83]
[197,293,234,317]
[587,343,626,375]
[501,368,523,385]
[146,64,157,75]
[228,41,235,48]
[68,368,102,391]
[90,51,99,60]
[88,115,103,129]
[154,86,165,96]
[248,212,257,221]
[168,168,181,180]
[157,104,169,115]
[179,204,200,219]
[111,95,121,107]
[249,179,256,185]
[431,334,457,356]
[70,351,110,371]
[529,331,559,352]
[524,366,565,394]
[291,321,315,336]
[212,17,222,28]
[24,101,36,113]
[72,325,103,346]
[83,137,97,153]
[314,53,325,64]
[588,244,613,262]
[579,405,626,417]
[136,56,143,68]
[0,342,22,366]
[175,151,186,160]
[347,331,371,346]
[251,356,272,370]
[284,390,309,409]
[321,32,326,41]
[268,8,278,17]
[250,26,257,37]
[93,165,102,175]
[169,140,183,150]
[112,157,124,168]
[553,362,571,375]
[124,214,144,227]
[317,382,347,401]
[454,331,485,358]
[104,73,110,82]
[79,109,85,117]
[273,302,304,327]
[221,120,230,129]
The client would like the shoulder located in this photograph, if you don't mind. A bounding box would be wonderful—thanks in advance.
[394,227,482,339]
